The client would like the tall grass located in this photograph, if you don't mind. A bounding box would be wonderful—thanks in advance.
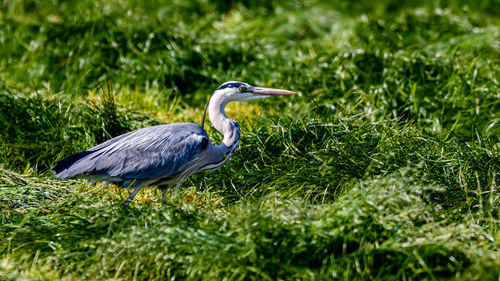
[0,0,499,280]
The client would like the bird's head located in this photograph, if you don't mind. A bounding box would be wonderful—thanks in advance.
[201,81,296,128]
[213,81,296,102]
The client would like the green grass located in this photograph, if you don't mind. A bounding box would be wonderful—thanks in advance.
[0,0,499,280]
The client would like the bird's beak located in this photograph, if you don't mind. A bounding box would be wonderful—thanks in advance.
[252,87,296,96]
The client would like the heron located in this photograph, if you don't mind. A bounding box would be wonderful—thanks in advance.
[52,81,295,203]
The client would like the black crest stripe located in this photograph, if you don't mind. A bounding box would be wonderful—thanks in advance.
[217,82,245,90]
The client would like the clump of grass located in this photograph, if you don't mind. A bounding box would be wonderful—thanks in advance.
[0,84,159,172]
[196,111,498,212]
[0,168,497,280]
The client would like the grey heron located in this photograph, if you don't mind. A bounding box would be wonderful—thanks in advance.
[53,81,295,203]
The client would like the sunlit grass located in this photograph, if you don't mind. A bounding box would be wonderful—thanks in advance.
[0,0,499,280]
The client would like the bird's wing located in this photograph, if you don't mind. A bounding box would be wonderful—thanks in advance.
[53,123,210,180]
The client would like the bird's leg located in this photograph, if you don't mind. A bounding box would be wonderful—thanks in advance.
[158,185,168,204]
[162,189,168,203]
[124,185,143,204]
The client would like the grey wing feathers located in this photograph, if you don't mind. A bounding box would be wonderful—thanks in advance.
[53,123,209,180]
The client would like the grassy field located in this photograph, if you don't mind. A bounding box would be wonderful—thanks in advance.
[0,0,499,280]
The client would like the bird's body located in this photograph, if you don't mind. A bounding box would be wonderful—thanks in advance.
[53,81,295,203]
[54,123,225,186]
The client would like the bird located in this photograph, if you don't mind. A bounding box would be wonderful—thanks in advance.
[52,81,296,203]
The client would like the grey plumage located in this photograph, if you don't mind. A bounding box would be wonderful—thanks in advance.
[54,123,210,180]
[53,81,295,203]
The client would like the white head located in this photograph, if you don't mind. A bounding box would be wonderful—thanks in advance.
[202,81,296,128]
[213,81,296,102]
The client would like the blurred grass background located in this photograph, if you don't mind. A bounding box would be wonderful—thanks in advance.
[0,0,499,280]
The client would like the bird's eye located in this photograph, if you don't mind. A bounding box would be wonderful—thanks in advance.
[239,86,245,92]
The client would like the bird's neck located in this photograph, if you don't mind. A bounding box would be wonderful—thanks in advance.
[208,94,240,150]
